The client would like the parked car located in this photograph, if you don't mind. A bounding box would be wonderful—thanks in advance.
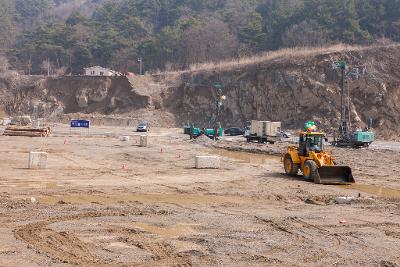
[280,131,292,138]
[137,122,150,132]
[224,127,244,136]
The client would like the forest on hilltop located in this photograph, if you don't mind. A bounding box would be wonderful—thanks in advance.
[0,0,400,75]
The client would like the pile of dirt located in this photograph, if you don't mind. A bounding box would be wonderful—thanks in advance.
[190,134,216,145]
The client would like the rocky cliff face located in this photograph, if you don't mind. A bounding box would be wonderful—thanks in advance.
[0,75,151,119]
[166,45,400,139]
[1,45,400,139]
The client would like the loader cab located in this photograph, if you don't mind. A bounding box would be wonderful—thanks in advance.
[299,132,325,156]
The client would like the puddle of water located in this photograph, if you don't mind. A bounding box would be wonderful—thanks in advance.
[211,149,279,164]
[340,184,400,199]
[37,193,255,205]
[133,223,196,238]
[0,182,61,189]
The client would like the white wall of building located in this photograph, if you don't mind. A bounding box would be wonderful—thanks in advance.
[84,66,118,76]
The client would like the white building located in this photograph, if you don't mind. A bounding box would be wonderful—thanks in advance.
[84,66,122,76]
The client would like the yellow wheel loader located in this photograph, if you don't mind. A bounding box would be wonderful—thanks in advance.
[283,132,354,184]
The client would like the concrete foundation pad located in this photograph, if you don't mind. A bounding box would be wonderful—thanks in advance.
[28,152,48,169]
[195,156,220,169]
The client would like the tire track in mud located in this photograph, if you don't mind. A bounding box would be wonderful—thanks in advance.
[14,211,123,265]
[255,215,400,257]
[254,216,344,261]
[254,216,335,239]
[255,216,297,236]
[323,221,400,229]
[17,223,100,265]
[14,211,192,266]
[118,229,191,267]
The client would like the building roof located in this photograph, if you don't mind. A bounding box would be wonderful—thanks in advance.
[84,66,111,71]
[84,66,122,76]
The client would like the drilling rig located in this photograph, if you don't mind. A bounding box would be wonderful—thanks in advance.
[333,62,375,147]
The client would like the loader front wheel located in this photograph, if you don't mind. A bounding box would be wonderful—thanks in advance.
[284,154,299,176]
[303,160,318,181]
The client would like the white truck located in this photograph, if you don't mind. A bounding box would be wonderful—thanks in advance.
[245,120,281,144]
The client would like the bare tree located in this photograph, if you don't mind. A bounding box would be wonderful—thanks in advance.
[0,0,15,49]
[112,48,137,73]
[41,59,51,76]
[178,18,239,68]
[71,24,95,45]
[0,55,9,73]
[281,20,330,48]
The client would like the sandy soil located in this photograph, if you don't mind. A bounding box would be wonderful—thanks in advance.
[0,125,399,266]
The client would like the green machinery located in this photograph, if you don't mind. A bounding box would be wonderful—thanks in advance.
[333,62,375,147]
[183,81,226,140]
[352,131,375,147]
[184,125,223,139]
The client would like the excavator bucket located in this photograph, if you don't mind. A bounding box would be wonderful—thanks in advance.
[315,166,355,184]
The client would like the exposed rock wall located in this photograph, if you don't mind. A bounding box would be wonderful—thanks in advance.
[0,75,151,120]
[1,45,400,139]
[166,46,400,139]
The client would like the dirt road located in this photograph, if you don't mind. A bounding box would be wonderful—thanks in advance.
[0,125,399,266]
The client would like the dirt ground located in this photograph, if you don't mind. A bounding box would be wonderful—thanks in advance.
[0,125,399,266]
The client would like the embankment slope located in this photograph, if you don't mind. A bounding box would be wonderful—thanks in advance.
[1,44,400,139]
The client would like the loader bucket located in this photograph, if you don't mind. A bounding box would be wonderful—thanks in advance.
[315,166,355,184]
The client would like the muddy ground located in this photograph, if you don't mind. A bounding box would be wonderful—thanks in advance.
[0,125,399,266]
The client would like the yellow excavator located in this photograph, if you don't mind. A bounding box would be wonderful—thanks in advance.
[283,131,355,184]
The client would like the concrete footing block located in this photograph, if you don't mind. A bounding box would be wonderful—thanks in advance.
[29,152,48,169]
[335,196,354,204]
[195,156,220,169]
[140,135,148,147]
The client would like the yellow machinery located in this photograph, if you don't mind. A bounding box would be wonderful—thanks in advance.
[283,132,355,184]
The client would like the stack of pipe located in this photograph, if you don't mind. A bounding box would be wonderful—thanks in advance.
[3,126,52,137]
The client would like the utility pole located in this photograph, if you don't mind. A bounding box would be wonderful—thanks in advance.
[214,82,222,128]
[47,58,50,76]
[138,57,143,75]
[27,55,32,75]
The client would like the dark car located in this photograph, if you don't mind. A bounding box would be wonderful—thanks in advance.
[224,127,244,136]
[137,122,150,132]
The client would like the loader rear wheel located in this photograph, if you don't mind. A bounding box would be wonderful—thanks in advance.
[284,154,299,176]
[303,160,318,181]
